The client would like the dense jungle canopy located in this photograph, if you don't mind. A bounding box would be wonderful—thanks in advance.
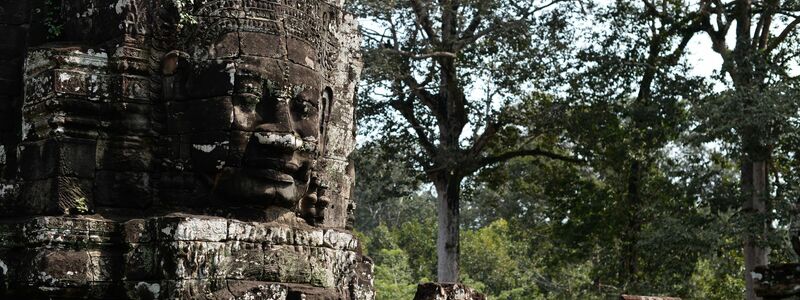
[348,0,800,299]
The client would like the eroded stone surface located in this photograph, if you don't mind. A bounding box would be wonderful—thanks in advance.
[0,215,373,299]
[0,0,369,298]
[1,0,361,224]
[413,283,486,300]
[753,263,800,299]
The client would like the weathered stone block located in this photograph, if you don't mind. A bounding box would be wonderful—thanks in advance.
[87,249,119,282]
[19,137,97,180]
[19,176,94,215]
[95,137,153,171]
[124,219,155,244]
[24,48,109,89]
[24,250,94,287]
[124,243,158,281]
[125,281,164,300]
[226,281,289,300]
[260,245,355,288]
[222,241,265,279]
[287,38,318,70]
[94,171,152,208]
[53,69,92,96]
[111,45,150,66]
[102,102,153,136]
[240,31,285,58]
[1,215,372,298]
[20,216,116,246]
[166,278,229,299]
[414,283,487,300]
[21,97,102,140]
[156,216,229,242]
[112,74,152,102]
[236,55,287,86]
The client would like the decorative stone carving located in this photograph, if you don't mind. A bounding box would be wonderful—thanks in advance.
[0,1,370,299]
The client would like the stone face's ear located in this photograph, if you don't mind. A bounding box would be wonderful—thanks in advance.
[320,86,334,154]
[315,180,331,223]
[298,173,331,225]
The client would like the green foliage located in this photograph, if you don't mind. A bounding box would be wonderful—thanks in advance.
[171,0,198,29]
[688,253,745,299]
[395,220,438,281]
[374,248,418,300]
[353,145,429,231]
[43,0,62,39]
[461,219,528,297]
[693,83,800,157]
[73,197,89,214]
[352,0,800,298]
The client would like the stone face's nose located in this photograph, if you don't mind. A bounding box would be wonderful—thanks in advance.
[254,90,293,133]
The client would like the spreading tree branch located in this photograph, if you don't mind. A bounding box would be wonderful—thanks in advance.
[765,17,800,53]
[410,0,439,43]
[380,48,457,59]
[391,99,438,157]
[467,121,501,159]
[474,148,584,172]
[453,0,569,51]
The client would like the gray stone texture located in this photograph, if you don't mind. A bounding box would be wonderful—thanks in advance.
[0,215,373,299]
[412,283,486,300]
[0,0,370,298]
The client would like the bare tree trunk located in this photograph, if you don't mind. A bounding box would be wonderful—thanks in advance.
[434,172,462,282]
[622,160,642,289]
[742,159,768,300]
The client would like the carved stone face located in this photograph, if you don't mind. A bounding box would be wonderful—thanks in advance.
[167,35,332,212]
[1,0,360,228]
[215,60,331,208]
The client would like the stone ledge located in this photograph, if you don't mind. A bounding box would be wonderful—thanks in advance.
[0,215,359,250]
[754,263,800,298]
[413,282,486,300]
[0,215,373,299]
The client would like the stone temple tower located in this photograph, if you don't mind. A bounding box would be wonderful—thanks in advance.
[0,0,372,299]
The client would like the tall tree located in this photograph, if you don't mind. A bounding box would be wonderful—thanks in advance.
[565,0,704,287]
[350,0,579,281]
[694,1,800,298]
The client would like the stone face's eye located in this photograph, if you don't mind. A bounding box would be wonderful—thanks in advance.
[293,96,318,119]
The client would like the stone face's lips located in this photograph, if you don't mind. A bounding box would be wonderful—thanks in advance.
[244,167,295,183]
[244,157,305,183]
[243,131,313,183]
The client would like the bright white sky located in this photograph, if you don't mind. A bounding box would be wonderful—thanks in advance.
[685,36,723,78]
